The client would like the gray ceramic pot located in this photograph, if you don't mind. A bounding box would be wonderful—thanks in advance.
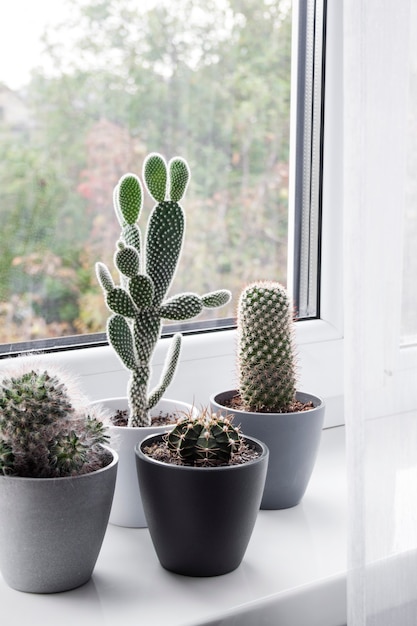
[0,447,118,593]
[135,432,268,577]
[210,390,325,510]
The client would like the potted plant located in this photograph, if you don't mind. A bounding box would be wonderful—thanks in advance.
[95,152,231,527]
[210,281,325,509]
[0,365,118,593]
[135,407,268,576]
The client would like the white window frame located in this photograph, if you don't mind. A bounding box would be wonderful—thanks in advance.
[0,1,344,428]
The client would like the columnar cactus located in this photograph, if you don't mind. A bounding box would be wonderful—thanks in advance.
[237,281,297,412]
[0,368,109,477]
[96,153,231,427]
[167,408,242,466]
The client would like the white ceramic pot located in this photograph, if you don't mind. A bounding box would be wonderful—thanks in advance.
[91,397,193,528]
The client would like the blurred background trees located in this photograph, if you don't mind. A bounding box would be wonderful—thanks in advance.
[0,0,292,343]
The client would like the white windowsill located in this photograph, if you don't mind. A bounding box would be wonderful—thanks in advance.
[0,319,345,430]
[0,425,347,626]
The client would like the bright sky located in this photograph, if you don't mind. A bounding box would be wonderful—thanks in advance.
[0,0,167,90]
[0,0,71,89]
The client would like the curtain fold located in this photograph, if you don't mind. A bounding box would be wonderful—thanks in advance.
[344,0,417,624]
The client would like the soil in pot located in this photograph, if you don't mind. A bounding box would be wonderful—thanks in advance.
[224,390,315,414]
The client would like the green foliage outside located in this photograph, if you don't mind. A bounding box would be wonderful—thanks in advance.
[0,0,292,344]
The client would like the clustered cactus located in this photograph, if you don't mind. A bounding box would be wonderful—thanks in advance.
[96,153,231,427]
[167,408,242,467]
[0,368,109,477]
[237,281,297,413]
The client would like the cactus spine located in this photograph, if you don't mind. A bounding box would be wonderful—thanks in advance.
[167,408,242,466]
[0,368,109,477]
[96,153,231,427]
[237,281,297,412]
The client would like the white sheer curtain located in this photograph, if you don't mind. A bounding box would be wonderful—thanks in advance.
[344,0,417,624]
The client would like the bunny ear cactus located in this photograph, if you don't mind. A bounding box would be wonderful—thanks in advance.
[96,153,231,427]
[237,281,297,413]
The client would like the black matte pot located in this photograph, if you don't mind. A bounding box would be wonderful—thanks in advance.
[135,433,268,577]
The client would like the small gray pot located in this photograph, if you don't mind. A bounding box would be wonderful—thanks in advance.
[0,447,118,593]
[135,432,268,577]
[210,390,325,510]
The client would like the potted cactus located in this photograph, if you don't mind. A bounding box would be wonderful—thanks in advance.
[210,281,325,509]
[94,152,231,527]
[0,365,118,593]
[135,408,268,576]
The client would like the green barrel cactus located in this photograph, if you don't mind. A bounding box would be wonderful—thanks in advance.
[167,408,242,466]
[237,281,297,413]
[0,368,109,477]
[96,153,231,427]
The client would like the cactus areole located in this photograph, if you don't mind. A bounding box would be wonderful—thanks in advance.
[96,153,231,427]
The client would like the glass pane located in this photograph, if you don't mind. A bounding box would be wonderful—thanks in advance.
[0,0,292,346]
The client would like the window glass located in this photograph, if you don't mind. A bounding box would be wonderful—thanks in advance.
[0,0,292,347]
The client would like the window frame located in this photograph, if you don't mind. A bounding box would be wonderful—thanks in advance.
[0,0,344,427]
[291,0,326,320]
